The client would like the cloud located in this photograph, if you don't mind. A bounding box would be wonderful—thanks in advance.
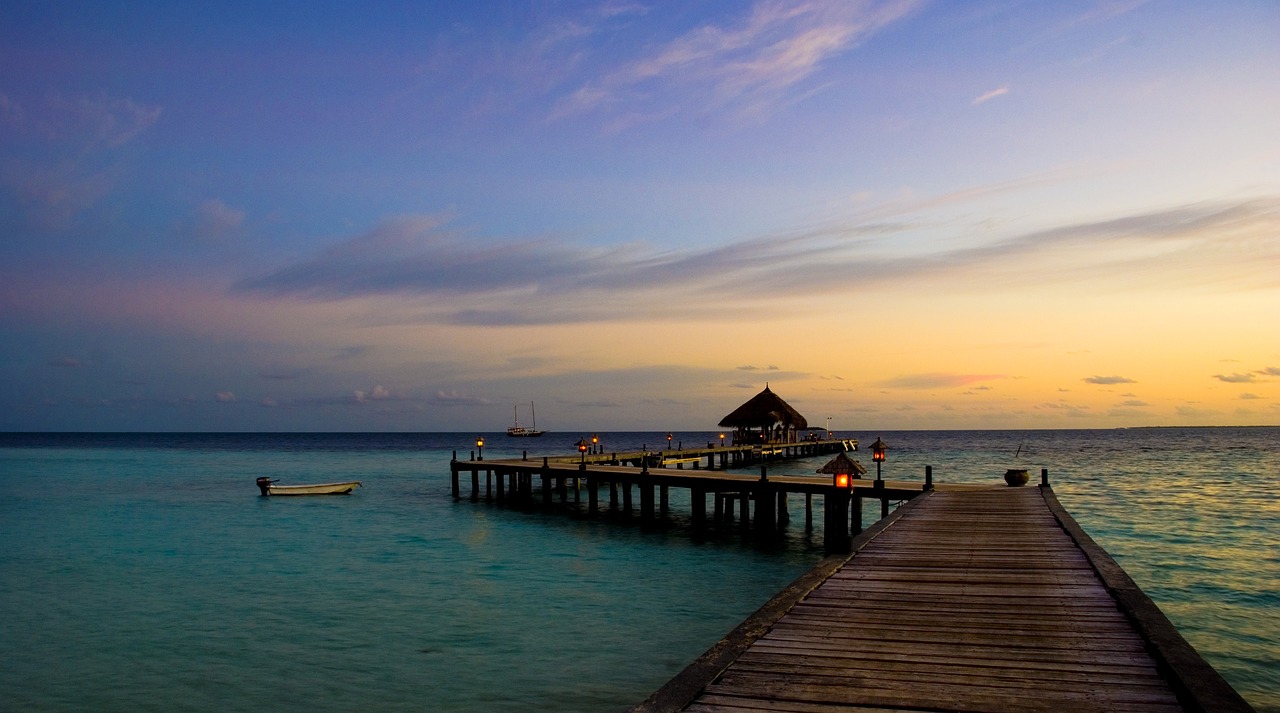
[1213,373,1258,383]
[881,373,1004,389]
[1257,366,1280,376]
[2,92,162,230]
[552,0,921,124]
[231,194,1280,327]
[971,85,1009,105]
[1083,375,1135,385]
[1176,405,1217,418]
[432,389,494,406]
[215,391,236,402]
[259,367,309,380]
[1239,393,1263,400]
[194,199,245,243]
[1039,401,1092,418]
[354,385,393,402]
[1117,399,1148,407]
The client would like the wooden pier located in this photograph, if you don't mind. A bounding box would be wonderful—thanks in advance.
[631,486,1254,713]
[450,439,936,553]
[450,442,1252,710]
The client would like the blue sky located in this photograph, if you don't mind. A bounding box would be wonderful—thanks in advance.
[2,1,1278,432]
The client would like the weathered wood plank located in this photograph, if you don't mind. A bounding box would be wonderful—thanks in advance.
[630,486,1252,713]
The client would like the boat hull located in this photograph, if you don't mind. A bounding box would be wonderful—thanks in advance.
[257,479,362,496]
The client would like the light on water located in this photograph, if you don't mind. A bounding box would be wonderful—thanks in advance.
[1,429,1277,712]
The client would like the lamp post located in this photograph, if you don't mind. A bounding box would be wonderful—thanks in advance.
[577,438,589,464]
[826,416,832,439]
[719,433,725,447]
[591,433,599,455]
[476,435,485,461]
[666,433,673,450]
[870,437,887,481]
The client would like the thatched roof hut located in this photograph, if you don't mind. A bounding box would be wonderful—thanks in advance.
[816,452,867,479]
[718,384,809,444]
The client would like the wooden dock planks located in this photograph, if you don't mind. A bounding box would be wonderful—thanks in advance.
[635,488,1237,713]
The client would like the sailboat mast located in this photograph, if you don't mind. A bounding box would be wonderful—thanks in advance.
[531,401,536,429]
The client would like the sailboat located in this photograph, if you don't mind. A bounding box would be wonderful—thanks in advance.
[506,402,545,437]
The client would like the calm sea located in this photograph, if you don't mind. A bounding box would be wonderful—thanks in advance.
[1,428,1276,712]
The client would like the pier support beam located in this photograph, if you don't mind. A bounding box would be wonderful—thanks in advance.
[640,483,655,519]
[823,489,850,553]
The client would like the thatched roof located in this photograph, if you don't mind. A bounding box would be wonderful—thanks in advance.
[718,385,809,430]
[816,452,867,476]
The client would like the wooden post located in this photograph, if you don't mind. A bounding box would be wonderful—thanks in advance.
[756,485,776,537]
[495,467,505,502]
[1041,468,1049,487]
[471,469,479,502]
[777,491,789,526]
[805,493,813,530]
[485,470,492,499]
[739,492,750,532]
[925,465,933,491]
[451,460,460,500]
[588,473,599,514]
[622,479,633,513]
[659,484,669,517]
[852,493,862,535]
[640,483,654,519]
[575,463,584,503]
[823,489,850,553]
[541,459,551,507]
[714,493,724,521]
[692,487,706,526]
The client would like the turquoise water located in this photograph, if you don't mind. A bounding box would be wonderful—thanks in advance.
[1,429,1276,712]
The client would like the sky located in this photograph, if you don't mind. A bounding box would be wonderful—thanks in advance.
[1,0,1278,433]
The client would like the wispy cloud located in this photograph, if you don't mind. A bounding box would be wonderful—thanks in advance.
[1,91,162,231]
[552,0,921,125]
[1084,375,1135,385]
[231,194,1280,327]
[971,85,1009,105]
[881,373,1004,389]
[1214,373,1258,383]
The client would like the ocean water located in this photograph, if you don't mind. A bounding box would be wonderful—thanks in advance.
[0,428,1275,712]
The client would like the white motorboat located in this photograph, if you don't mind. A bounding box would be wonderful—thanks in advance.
[256,477,362,496]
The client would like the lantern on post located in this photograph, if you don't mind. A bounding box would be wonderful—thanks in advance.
[666,432,673,450]
[476,435,485,461]
[576,438,589,463]
[591,433,599,454]
[870,437,887,481]
[817,452,865,489]
[719,433,725,447]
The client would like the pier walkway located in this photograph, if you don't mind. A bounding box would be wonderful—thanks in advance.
[631,486,1253,713]
[451,438,928,552]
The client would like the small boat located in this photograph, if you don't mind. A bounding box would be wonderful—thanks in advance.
[506,402,545,437]
[256,477,362,496]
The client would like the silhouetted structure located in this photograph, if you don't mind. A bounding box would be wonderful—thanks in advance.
[718,384,809,445]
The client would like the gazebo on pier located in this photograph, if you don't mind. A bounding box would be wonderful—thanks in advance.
[718,384,809,445]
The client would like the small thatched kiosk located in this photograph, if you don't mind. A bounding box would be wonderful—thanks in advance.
[718,384,809,445]
[816,452,867,479]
